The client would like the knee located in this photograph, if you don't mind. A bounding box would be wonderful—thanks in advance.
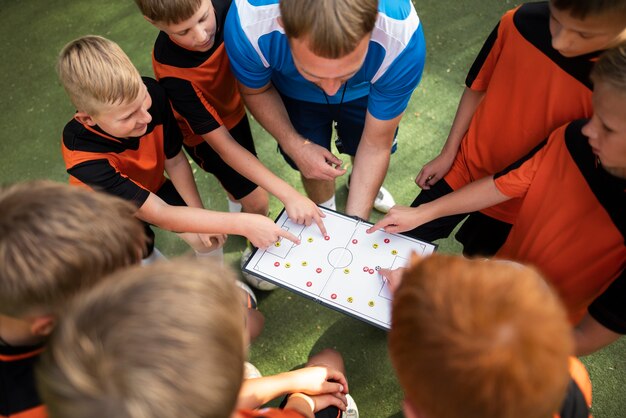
[240,188,269,215]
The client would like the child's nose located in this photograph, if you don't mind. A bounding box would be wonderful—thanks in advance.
[193,26,207,43]
[552,28,573,51]
[139,109,152,124]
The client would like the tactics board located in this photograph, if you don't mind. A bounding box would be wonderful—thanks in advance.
[242,207,436,330]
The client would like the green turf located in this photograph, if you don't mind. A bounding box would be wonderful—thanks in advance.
[0,0,624,416]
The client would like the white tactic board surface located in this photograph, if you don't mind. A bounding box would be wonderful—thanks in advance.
[243,207,436,330]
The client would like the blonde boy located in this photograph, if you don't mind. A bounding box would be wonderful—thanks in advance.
[0,180,146,418]
[58,35,300,257]
[38,260,356,418]
[389,255,592,418]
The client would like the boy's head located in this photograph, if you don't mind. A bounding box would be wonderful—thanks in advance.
[37,259,245,418]
[389,255,573,418]
[57,35,152,138]
[280,0,378,96]
[0,180,145,328]
[136,0,217,52]
[549,0,626,57]
[583,41,626,176]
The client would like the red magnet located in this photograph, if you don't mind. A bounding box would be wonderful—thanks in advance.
[363,266,369,272]
[324,235,330,241]
[316,268,322,273]
[306,281,312,287]
[368,269,375,274]
[274,262,280,267]
[384,238,390,243]
[352,239,358,244]
[331,293,337,300]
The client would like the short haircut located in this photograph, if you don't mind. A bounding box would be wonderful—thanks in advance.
[551,0,626,19]
[134,0,202,24]
[37,259,245,418]
[57,35,143,115]
[280,0,378,58]
[0,180,146,317]
[389,255,573,418]
[591,40,626,93]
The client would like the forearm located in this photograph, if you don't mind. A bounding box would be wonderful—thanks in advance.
[164,151,203,208]
[136,193,249,236]
[346,145,390,219]
[239,83,304,156]
[574,314,622,356]
[346,113,400,219]
[237,372,300,409]
[420,176,509,221]
[203,127,301,203]
[440,87,485,157]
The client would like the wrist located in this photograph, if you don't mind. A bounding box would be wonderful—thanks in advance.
[286,393,315,414]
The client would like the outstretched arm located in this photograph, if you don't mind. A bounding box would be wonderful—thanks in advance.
[415,88,485,189]
[135,193,299,249]
[368,176,509,234]
[201,125,326,236]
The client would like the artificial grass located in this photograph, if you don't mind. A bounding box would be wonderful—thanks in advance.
[0,0,623,416]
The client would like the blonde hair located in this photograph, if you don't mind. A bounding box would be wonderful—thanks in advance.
[280,0,378,58]
[57,35,143,115]
[389,255,573,418]
[0,181,146,317]
[591,41,626,94]
[134,0,202,24]
[37,259,245,418]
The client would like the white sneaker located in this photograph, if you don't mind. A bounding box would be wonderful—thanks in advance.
[342,394,359,418]
[141,247,167,265]
[373,186,396,213]
[240,247,278,291]
[346,174,395,214]
[244,361,262,379]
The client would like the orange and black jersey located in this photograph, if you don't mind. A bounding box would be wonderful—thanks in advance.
[445,1,597,224]
[0,343,47,418]
[494,120,626,323]
[61,77,183,208]
[152,0,245,147]
[556,358,592,418]
[237,408,305,418]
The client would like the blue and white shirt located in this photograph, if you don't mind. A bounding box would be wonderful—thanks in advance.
[225,0,426,121]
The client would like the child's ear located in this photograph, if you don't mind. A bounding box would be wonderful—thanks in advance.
[143,15,155,25]
[277,16,283,28]
[74,112,96,126]
[30,315,57,337]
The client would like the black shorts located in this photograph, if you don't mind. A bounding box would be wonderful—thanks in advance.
[407,179,512,257]
[184,115,259,200]
[277,92,397,170]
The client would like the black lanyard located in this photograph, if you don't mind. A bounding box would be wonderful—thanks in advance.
[322,83,349,153]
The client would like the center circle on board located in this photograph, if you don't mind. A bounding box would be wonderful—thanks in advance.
[327,247,353,269]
